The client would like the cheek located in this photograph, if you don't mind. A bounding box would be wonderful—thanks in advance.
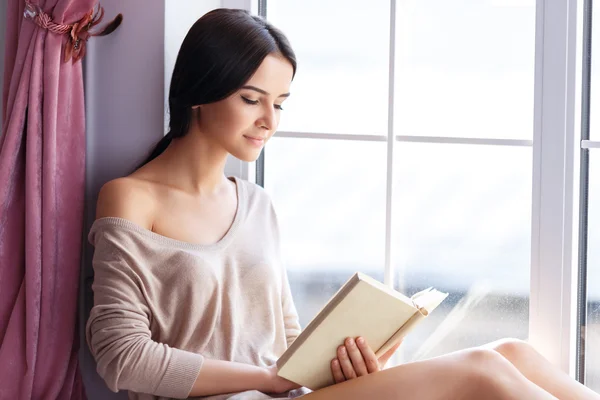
[204,107,237,129]
[219,99,250,118]
[229,105,257,130]
[201,100,257,136]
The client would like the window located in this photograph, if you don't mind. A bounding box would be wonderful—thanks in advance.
[394,0,535,140]
[393,143,531,360]
[267,0,390,136]
[582,0,600,391]
[265,138,387,326]
[251,0,594,390]
[391,0,534,361]
[586,158,600,391]
[264,0,536,366]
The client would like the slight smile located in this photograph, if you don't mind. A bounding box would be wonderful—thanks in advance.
[244,135,265,146]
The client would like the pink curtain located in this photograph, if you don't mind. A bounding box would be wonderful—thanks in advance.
[0,1,108,398]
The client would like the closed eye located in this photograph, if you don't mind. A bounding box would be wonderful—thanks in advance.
[242,96,284,111]
[241,96,258,105]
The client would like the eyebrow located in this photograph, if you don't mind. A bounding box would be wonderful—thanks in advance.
[241,85,290,98]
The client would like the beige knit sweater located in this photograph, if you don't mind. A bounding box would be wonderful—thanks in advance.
[86,177,307,400]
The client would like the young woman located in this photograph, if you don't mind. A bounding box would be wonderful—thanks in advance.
[86,8,600,400]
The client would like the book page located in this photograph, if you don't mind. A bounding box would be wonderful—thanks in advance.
[375,289,448,357]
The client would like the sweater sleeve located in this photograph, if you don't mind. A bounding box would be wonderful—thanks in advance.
[85,230,204,398]
[268,199,302,347]
[281,266,302,347]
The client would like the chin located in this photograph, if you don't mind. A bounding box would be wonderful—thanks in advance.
[232,149,263,163]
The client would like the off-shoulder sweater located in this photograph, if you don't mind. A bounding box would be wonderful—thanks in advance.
[86,177,305,400]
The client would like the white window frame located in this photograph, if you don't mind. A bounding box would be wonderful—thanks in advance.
[233,0,588,376]
[529,0,581,375]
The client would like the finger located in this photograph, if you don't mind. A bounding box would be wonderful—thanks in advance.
[345,337,369,377]
[337,345,357,380]
[331,358,346,384]
[355,337,380,373]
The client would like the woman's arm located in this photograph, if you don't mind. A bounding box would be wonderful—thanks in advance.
[269,200,302,347]
[188,360,298,396]
[281,266,302,346]
[87,237,293,398]
[86,225,204,398]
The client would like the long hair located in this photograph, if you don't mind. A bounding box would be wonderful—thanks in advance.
[137,8,296,168]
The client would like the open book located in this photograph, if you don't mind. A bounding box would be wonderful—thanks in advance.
[276,272,448,390]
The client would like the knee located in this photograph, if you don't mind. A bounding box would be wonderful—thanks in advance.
[463,348,511,372]
[460,348,518,388]
[488,338,535,364]
[458,348,526,398]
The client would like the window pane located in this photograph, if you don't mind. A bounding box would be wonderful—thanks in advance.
[267,1,390,135]
[591,3,600,140]
[393,143,531,362]
[586,154,600,392]
[264,137,387,326]
[394,0,535,139]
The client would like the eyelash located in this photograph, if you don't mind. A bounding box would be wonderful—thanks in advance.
[241,96,284,111]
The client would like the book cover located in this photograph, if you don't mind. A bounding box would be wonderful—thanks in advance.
[277,272,448,390]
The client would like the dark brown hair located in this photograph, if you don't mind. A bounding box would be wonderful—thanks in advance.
[138,8,296,168]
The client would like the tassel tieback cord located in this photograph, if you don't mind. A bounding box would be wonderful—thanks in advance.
[23,1,122,63]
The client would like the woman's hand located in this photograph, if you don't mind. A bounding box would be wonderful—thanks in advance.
[330,337,402,384]
[263,364,301,394]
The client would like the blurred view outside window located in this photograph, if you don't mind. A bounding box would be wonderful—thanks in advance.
[586,159,599,391]
[265,0,537,369]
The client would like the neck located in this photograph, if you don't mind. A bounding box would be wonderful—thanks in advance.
[158,131,231,195]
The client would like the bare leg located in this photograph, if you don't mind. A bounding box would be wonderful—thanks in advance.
[302,348,557,400]
[485,339,600,400]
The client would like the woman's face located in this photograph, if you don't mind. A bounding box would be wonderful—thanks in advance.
[196,53,294,162]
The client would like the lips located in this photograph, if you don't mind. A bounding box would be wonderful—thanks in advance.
[244,135,266,147]
[244,135,266,141]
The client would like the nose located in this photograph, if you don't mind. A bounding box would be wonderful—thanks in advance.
[256,104,277,131]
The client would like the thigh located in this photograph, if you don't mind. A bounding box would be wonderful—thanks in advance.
[300,349,480,400]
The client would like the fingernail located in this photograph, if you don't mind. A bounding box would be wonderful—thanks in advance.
[347,338,355,346]
[340,347,346,355]
[357,337,364,345]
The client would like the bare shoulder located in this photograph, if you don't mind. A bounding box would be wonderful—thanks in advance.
[95,177,157,229]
